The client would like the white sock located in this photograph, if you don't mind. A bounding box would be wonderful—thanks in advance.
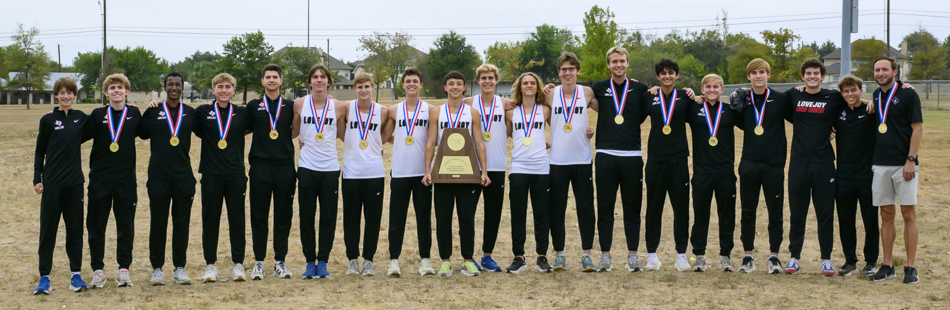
[745,254,753,258]
[275,261,283,265]
[769,254,778,259]
[72,271,81,276]
[628,253,636,258]
[41,275,50,279]
[602,253,610,258]
[581,253,590,258]
[647,253,657,260]
[677,254,686,260]
[557,253,565,257]
[257,261,264,265]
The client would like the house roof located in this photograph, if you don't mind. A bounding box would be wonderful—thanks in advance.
[273,46,352,71]
[825,63,841,75]
[3,72,85,91]
[823,42,909,60]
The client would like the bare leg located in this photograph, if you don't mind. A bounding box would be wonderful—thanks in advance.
[880,205,897,266]
[901,205,918,267]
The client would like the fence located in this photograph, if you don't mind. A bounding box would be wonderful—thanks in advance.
[722,80,950,110]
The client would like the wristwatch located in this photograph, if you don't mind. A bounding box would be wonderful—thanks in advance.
[907,156,917,162]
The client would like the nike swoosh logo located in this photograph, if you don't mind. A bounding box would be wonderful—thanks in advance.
[858,115,866,118]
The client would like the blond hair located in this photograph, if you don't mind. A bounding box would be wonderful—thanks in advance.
[511,72,545,106]
[476,63,499,80]
[102,73,130,91]
[353,72,373,86]
[606,46,629,60]
[211,73,236,88]
[837,74,863,91]
[746,58,771,75]
[701,74,724,87]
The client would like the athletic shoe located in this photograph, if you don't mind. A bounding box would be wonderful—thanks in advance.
[903,266,919,284]
[419,259,436,276]
[506,257,527,274]
[361,261,375,276]
[581,255,597,272]
[861,263,878,278]
[784,258,800,274]
[535,256,553,273]
[302,262,317,279]
[438,261,453,276]
[737,256,755,273]
[675,256,691,272]
[461,261,480,276]
[552,255,567,271]
[597,254,613,272]
[767,256,783,274]
[89,270,106,288]
[232,263,247,281]
[692,255,707,272]
[387,259,401,277]
[250,262,265,280]
[626,254,643,272]
[34,277,50,295]
[70,274,88,292]
[821,260,836,276]
[870,264,896,282]
[838,262,857,276]
[116,269,133,287]
[316,261,330,278]
[470,259,483,272]
[202,265,218,283]
[720,256,734,272]
[275,262,292,279]
[173,267,192,285]
[346,259,360,276]
[645,255,662,271]
[480,256,503,272]
[150,268,165,286]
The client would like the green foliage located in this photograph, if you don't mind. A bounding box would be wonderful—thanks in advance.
[577,5,619,82]
[904,28,947,80]
[683,30,730,81]
[169,51,218,83]
[726,38,773,84]
[72,51,102,93]
[421,31,481,98]
[4,23,51,95]
[359,32,417,101]
[852,38,889,80]
[760,28,815,82]
[521,24,576,83]
[628,45,704,90]
[484,41,523,81]
[808,40,838,58]
[112,46,168,92]
[274,44,322,97]
[221,31,274,102]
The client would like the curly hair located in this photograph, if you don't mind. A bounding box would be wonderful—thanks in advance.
[511,72,545,106]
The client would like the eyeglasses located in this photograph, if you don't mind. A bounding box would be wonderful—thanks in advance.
[559,67,577,73]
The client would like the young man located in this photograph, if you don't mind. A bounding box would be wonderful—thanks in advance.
[422,71,491,277]
[139,72,197,285]
[294,64,347,279]
[340,73,388,276]
[193,73,253,283]
[462,64,508,273]
[246,64,296,280]
[869,56,923,284]
[84,73,142,288]
[381,68,437,277]
[685,74,739,272]
[731,59,791,274]
[504,72,553,274]
[33,77,89,294]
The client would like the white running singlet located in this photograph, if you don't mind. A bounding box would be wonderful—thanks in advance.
[299,95,340,172]
[475,94,508,172]
[342,100,384,179]
[511,104,549,174]
[550,85,592,165]
[391,99,429,178]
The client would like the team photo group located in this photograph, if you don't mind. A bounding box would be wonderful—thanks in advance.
[32,44,923,295]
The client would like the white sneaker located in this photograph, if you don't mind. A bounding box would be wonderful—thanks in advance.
[387,259,401,277]
[675,256,691,272]
[274,262,292,279]
[250,262,265,280]
[173,267,192,285]
[150,268,164,286]
[361,261,376,276]
[116,269,133,287]
[346,259,360,275]
[645,255,662,271]
[89,270,106,288]
[203,265,218,283]
[232,263,247,281]
[419,258,436,276]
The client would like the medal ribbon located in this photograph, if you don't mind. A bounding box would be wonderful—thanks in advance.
[752,88,770,127]
[519,103,539,139]
[356,102,375,142]
[560,86,578,125]
[878,82,897,126]
[213,102,233,142]
[403,99,422,137]
[659,88,678,127]
[445,103,464,128]
[309,95,331,134]
[107,106,128,144]
[264,96,283,132]
[703,101,723,138]
[609,78,628,117]
[162,101,183,138]
[477,95,496,134]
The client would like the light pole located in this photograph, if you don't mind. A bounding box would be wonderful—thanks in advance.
[307,0,310,48]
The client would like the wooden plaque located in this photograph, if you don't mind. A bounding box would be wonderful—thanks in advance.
[432,128,482,184]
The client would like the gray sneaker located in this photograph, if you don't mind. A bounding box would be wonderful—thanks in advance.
[116,270,133,287]
[89,270,106,288]
[626,254,643,272]
[597,254,612,272]
[861,263,878,278]
[692,255,707,272]
[581,255,597,272]
[552,255,567,271]
[231,263,247,281]
[275,262,293,279]
[346,259,360,275]
[361,261,375,276]
[720,256,734,272]
[419,258,436,276]
[250,262,265,280]
[173,267,192,285]
[202,265,218,283]
[150,268,165,286]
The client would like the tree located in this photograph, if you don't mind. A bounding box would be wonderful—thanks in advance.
[761,28,815,82]
[808,40,838,59]
[577,5,620,82]
[359,32,416,101]
[852,38,889,80]
[189,61,218,98]
[112,46,167,92]
[726,37,773,84]
[72,51,103,95]
[521,24,576,83]
[274,44,323,98]
[221,31,274,103]
[904,28,947,80]
[4,24,51,108]
[485,41,524,81]
[169,51,218,82]
[684,29,730,80]
[421,31,481,98]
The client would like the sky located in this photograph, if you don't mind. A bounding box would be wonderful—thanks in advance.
[0,0,947,67]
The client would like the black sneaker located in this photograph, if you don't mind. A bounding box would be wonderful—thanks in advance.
[737,256,755,273]
[870,264,896,282]
[535,256,553,273]
[861,262,878,278]
[903,266,919,284]
[506,257,527,274]
[838,262,857,276]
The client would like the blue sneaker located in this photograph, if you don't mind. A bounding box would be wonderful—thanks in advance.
[480,256,502,272]
[302,262,317,279]
[34,276,50,295]
[316,261,330,278]
[553,255,567,271]
[69,274,88,292]
[470,259,483,271]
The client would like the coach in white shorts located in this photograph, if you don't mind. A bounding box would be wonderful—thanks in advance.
[868,56,923,284]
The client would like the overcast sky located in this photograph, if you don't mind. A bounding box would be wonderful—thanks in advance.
[1,0,947,67]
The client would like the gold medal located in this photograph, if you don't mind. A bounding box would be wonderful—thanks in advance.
[878,123,887,134]
[269,130,279,140]
[709,137,718,147]
[662,125,672,135]
[217,140,227,150]
[754,125,764,136]
[483,132,492,141]
[405,136,414,145]
[109,142,119,152]
[564,123,572,132]
[359,140,369,149]
[170,137,180,147]
[614,115,624,125]
[315,132,324,142]
[523,137,532,146]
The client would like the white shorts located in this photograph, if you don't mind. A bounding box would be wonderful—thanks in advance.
[871,165,918,206]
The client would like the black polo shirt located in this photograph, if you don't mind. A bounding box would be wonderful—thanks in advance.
[139,103,197,181]
[34,107,88,190]
[872,81,923,166]
[194,102,252,176]
[246,95,295,166]
[686,100,740,174]
[732,88,792,167]
[641,88,691,162]
[590,78,650,152]
[85,105,142,183]
[834,102,876,180]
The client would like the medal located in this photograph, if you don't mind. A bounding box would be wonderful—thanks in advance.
[263,96,283,140]
[402,99,423,145]
[213,101,234,152]
[483,132,492,141]
[106,105,128,153]
[309,95,331,143]
[751,88,770,136]
[315,132,324,142]
[476,95,496,141]
[609,78,628,126]
[559,86,578,132]
[523,137,532,146]
[659,88,677,136]
[162,101,183,147]
[703,100,723,148]
[564,123,572,132]
[405,136,414,145]
[354,101,375,151]
[878,82,897,135]
[445,102,465,129]
[519,103,539,148]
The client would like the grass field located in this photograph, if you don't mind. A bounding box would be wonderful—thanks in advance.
[2,99,948,309]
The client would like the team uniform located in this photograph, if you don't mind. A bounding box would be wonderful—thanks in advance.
[507,104,551,272]
[871,81,922,206]
[833,102,879,270]
[474,95,507,269]
[298,95,340,275]
[388,100,433,261]
[342,101,386,269]
[434,103,481,263]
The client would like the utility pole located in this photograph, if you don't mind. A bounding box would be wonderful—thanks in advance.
[307,0,310,48]
[57,44,61,72]
[886,0,890,55]
[841,0,858,77]
[326,39,330,67]
[103,0,107,74]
